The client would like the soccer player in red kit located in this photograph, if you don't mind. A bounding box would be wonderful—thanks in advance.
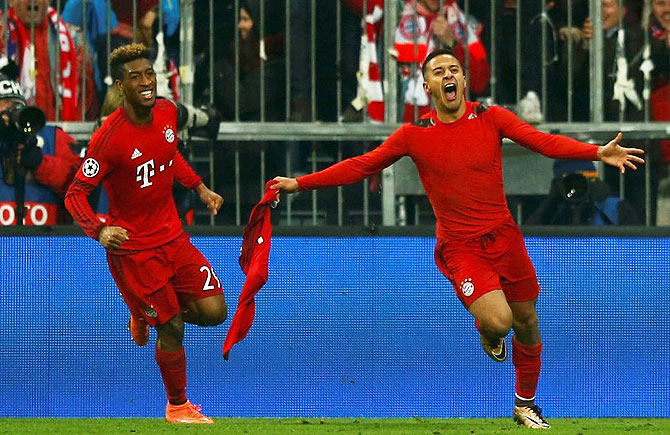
[271,49,645,429]
[65,44,225,424]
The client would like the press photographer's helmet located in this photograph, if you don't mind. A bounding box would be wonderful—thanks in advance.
[0,73,26,106]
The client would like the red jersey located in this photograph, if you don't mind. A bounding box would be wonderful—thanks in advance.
[65,99,202,250]
[297,102,599,241]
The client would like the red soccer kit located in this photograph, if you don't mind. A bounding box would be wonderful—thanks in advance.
[65,99,223,325]
[297,102,600,306]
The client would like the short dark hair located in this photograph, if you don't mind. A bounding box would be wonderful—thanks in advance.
[421,48,461,78]
[109,43,151,81]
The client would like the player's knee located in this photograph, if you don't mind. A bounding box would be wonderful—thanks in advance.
[200,303,227,326]
[513,311,538,332]
[209,305,227,326]
[157,316,186,343]
[480,312,513,338]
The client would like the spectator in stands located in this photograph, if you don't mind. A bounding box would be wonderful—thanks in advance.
[88,1,182,105]
[0,71,83,225]
[109,0,159,48]
[557,0,660,224]
[649,0,670,164]
[212,0,285,121]
[558,0,645,121]
[0,0,99,121]
[210,0,286,223]
[394,0,490,122]
[61,0,119,106]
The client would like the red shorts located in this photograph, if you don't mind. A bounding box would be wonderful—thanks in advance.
[434,218,540,308]
[107,233,224,326]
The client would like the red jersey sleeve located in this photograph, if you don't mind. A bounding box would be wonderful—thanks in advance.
[65,125,115,239]
[297,125,408,190]
[493,106,599,160]
[173,151,203,189]
[33,128,82,196]
[65,179,103,238]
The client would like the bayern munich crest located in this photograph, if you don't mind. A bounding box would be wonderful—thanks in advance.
[81,158,100,178]
[461,278,474,297]
[163,125,175,143]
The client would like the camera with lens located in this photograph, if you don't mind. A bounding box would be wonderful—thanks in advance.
[527,159,633,226]
[0,71,46,186]
[3,103,46,136]
[559,172,590,204]
[1,102,46,185]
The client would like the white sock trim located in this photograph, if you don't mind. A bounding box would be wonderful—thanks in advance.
[515,393,535,402]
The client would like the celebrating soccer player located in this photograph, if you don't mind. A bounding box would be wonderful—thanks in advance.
[65,44,225,424]
[271,48,645,429]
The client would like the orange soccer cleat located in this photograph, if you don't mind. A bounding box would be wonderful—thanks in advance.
[128,315,149,346]
[165,401,214,424]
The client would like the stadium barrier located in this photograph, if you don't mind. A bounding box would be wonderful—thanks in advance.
[0,227,668,418]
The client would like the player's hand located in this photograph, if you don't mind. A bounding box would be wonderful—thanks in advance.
[598,132,645,174]
[196,183,224,215]
[271,176,299,193]
[99,226,129,250]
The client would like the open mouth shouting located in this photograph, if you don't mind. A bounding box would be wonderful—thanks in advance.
[443,82,457,101]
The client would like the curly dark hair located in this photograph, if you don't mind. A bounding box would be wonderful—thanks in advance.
[109,43,151,81]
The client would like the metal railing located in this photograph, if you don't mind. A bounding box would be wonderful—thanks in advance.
[1,0,668,227]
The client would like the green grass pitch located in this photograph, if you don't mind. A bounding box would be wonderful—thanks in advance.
[1,418,669,434]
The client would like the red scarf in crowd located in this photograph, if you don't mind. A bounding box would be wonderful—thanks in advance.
[223,180,280,360]
[8,7,78,120]
[362,0,385,123]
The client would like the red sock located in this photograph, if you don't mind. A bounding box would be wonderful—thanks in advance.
[512,335,542,401]
[155,345,188,405]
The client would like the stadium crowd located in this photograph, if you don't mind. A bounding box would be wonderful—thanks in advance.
[0,0,668,226]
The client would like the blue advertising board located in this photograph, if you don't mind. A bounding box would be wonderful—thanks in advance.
[0,236,667,418]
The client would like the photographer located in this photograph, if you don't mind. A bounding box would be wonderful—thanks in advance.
[0,73,82,225]
[527,160,639,226]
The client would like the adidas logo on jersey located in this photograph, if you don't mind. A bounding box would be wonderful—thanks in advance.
[131,148,143,159]
[468,112,477,120]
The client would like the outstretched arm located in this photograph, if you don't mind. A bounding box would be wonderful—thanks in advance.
[272,177,298,193]
[272,126,408,193]
[495,106,645,169]
[597,132,645,174]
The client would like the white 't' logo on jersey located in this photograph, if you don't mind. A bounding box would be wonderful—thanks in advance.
[136,159,155,188]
